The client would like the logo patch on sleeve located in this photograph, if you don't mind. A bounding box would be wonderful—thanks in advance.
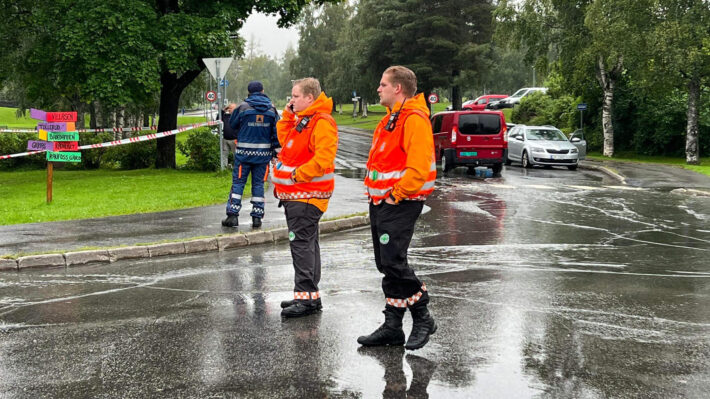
[289,231,296,241]
[379,233,390,245]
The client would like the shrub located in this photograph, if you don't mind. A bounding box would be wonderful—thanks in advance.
[0,132,46,170]
[105,139,157,169]
[177,127,220,171]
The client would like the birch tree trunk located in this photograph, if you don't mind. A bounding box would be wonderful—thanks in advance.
[595,55,623,157]
[685,75,700,165]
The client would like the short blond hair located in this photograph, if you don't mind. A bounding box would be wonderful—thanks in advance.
[384,66,417,97]
[293,78,321,99]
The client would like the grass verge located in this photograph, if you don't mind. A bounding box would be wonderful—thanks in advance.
[0,168,244,225]
[587,152,710,178]
[332,102,451,131]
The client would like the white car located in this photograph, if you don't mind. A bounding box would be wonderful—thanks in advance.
[506,125,581,170]
[488,87,548,109]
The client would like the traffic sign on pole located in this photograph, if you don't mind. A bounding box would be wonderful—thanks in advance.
[202,58,233,81]
[206,91,217,102]
[577,103,587,110]
[428,93,439,104]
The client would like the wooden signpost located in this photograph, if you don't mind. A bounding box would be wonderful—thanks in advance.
[30,109,80,203]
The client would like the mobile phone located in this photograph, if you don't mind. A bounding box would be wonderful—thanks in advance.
[289,104,295,112]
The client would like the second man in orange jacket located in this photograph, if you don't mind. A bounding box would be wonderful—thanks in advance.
[272,77,338,318]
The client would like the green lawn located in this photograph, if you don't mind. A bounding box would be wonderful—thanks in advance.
[587,152,710,177]
[0,168,242,225]
[0,107,37,128]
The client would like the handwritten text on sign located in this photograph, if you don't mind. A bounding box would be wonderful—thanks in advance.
[37,122,75,132]
[48,131,80,141]
[53,141,78,151]
[27,140,53,151]
[46,112,77,123]
[46,151,81,162]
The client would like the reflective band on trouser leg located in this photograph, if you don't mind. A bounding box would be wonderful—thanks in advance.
[386,284,427,308]
[294,291,320,300]
[386,298,408,308]
[406,283,427,306]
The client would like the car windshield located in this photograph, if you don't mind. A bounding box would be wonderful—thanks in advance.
[458,114,501,135]
[525,129,567,141]
[510,89,528,98]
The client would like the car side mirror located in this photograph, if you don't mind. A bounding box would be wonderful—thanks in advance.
[516,136,524,141]
[570,137,581,143]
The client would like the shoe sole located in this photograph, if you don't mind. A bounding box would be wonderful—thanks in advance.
[280,301,322,310]
[405,322,438,351]
[357,340,405,347]
[280,308,321,318]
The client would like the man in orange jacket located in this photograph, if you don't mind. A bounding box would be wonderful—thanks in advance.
[357,66,437,350]
[272,77,338,318]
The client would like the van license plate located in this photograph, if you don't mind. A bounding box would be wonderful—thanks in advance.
[461,151,477,157]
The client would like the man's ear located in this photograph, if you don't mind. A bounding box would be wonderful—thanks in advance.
[394,83,403,95]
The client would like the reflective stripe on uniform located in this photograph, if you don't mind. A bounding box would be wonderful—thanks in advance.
[251,196,265,202]
[367,169,406,180]
[231,193,242,200]
[294,291,320,300]
[276,191,333,200]
[421,180,435,190]
[387,283,427,308]
[237,142,272,149]
[271,173,335,186]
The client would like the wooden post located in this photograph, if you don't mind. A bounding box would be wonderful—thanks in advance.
[47,161,53,203]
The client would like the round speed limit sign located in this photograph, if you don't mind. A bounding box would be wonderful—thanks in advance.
[428,93,439,104]
[205,91,217,102]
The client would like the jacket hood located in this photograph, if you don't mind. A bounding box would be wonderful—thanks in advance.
[298,92,333,116]
[246,92,273,112]
[389,93,430,117]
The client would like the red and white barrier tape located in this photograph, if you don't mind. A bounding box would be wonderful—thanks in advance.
[1,125,161,134]
[0,121,220,160]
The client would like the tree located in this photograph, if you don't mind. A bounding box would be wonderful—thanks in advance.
[0,0,336,168]
[495,0,652,156]
[648,0,710,164]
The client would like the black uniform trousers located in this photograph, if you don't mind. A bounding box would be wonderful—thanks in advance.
[283,201,323,294]
[369,200,429,307]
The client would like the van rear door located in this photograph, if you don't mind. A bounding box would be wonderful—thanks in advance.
[455,112,505,161]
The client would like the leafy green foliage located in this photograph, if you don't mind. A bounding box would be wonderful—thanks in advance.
[177,127,220,171]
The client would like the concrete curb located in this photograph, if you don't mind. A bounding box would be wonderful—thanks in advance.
[579,161,626,184]
[1,214,369,272]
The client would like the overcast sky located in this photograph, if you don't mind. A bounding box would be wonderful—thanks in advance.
[239,13,299,59]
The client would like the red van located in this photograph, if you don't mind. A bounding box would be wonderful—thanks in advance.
[431,110,508,175]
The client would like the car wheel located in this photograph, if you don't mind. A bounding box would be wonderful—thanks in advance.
[440,153,453,173]
[492,163,503,176]
[522,151,532,169]
[567,164,578,171]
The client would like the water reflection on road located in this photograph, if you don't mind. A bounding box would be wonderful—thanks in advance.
[1,167,709,397]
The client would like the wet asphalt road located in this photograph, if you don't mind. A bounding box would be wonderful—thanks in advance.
[2,131,710,397]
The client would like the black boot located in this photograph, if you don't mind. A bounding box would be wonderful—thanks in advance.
[221,214,238,227]
[357,307,405,347]
[281,300,319,318]
[281,298,322,310]
[252,216,262,228]
[405,305,437,350]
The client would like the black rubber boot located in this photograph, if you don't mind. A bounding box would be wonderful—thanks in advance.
[281,300,319,318]
[221,214,238,227]
[405,305,437,350]
[252,216,262,228]
[357,307,406,347]
[281,298,322,310]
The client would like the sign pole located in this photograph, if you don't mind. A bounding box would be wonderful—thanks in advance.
[580,109,583,130]
[216,59,225,171]
[47,161,53,204]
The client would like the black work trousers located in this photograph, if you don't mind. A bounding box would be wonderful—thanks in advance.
[283,201,323,293]
[369,200,428,307]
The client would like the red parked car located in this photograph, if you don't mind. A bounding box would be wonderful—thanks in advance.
[462,94,509,111]
[431,110,508,175]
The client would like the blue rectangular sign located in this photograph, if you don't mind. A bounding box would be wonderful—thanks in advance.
[577,103,588,110]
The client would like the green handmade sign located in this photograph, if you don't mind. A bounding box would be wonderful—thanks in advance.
[46,151,81,162]
[48,131,80,142]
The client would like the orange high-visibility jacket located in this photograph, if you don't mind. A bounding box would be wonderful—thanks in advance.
[272,92,338,210]
[365,93,436,204]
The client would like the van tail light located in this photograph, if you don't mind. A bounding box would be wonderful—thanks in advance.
[451,125,458,143]
[502,123,508,142]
